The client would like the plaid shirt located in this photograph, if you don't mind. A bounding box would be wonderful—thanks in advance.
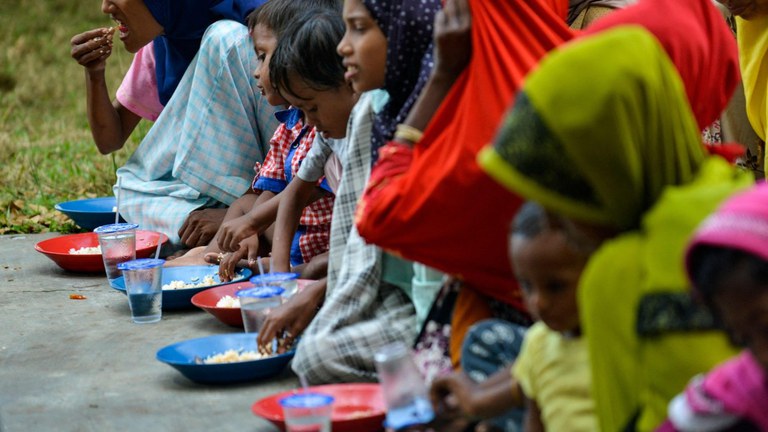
[253,108,334,263]
[292,90,418,384]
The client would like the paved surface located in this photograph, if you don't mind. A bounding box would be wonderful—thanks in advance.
[0,233,294,432]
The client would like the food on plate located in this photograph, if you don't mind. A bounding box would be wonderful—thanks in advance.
[202,349,266,364]
[215,295,240,308]
[69,246,102,255]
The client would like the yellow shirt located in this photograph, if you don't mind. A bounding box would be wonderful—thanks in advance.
[512,322,595,432]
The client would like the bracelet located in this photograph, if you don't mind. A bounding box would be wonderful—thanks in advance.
[394,124,424,144]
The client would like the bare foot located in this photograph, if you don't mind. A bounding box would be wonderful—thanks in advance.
[164,246,208,267]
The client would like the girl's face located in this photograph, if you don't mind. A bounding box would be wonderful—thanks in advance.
[511,229,587,334]
[251,24,288,107]
[281,76,358,139]
[101,0,163,53]
[712,273,768,372]
[337,0,387,93]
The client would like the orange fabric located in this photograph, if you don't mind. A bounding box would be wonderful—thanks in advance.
[449,287,494,369]
[356,0,572,309]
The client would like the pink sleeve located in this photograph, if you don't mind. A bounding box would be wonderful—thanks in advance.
[116,42,164,121]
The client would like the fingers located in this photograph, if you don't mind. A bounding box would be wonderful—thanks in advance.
[70,27,113,45]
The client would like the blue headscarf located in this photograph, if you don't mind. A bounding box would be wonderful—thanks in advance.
[362,0,442,163]
[145,0,265,105]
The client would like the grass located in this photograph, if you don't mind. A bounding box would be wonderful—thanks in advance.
[0,0,146,234]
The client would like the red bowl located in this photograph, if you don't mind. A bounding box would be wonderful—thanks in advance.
[191,279,315,328]
[34,231,169,273]
[252,383,385,432]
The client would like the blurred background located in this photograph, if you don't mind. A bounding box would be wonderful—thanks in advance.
[0,0,148,234]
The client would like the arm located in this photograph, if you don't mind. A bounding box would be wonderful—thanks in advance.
[257,277,327,354]
[523,398,545,432]
[71,28,141,154]
[270,177,329,273]
[217,190,280,252]
[430,367,525,422]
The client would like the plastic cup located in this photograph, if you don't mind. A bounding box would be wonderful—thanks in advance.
[279,392,334,432]
[374,342,435,430]
[249,272,300,297]
[237,286,285,333]
[94,223,139,286]
[118,258,164,324]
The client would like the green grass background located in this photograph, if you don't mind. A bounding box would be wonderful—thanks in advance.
[0,0,147,234]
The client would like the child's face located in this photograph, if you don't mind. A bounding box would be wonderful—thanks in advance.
[712,275,768,372]
[101,0,163,53]
[281,76,358,139]
[511,229,587,334]
[337,0,387,93]
[251,24,288,107]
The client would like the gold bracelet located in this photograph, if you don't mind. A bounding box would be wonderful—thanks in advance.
[394,124,424,144]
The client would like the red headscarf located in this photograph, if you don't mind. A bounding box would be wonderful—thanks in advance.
[355,0,572,308]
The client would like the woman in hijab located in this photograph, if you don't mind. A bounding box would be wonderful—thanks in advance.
[479,22,753,432]
[70,0,278,247]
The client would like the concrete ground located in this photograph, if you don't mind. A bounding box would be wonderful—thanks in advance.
[0,233,295,432]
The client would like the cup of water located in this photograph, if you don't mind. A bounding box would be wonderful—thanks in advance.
[249,272,300,297]
[237,285,285,333]
[117,258,164,324]
[374,341,435,430]
[279,392,334,432]
[94,222,138,287]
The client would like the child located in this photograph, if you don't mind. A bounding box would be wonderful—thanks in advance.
[288,0,443,384]
[214,4,358,282]
[170,0,341,277]
[659,183,768,431]
[431,201,596,432]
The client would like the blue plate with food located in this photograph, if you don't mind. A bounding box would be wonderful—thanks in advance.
[156,333,295,384]
[55,197,125,230]
[111,265,252,309]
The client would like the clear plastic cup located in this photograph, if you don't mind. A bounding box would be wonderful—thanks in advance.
[237,286,285,333]
[374,342,435,430]
[94,223,139,286]
[249,272,300,297]
[279,392,334,432]
[117,258,164,324]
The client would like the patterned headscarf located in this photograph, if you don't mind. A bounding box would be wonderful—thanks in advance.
[479,27,705,230]
[361,0,442,163]
[145,0,264,104]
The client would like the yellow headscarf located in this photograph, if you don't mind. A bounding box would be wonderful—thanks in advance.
[479,26,705,231]
[737,14,768,171]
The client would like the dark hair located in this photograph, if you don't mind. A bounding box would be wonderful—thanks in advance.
[246,0,341,35]
[689,245,768,307]
[269,8,346,99]
[511,201,549,239]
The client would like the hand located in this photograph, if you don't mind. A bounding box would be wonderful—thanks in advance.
[433,0,472,82]
[430,371,478,418]
[294,251,328,279]
[70,27,115,73]
[215,235,260,281]
[256,279,326,355]
[178,208,227,248]
[217,213,259,252]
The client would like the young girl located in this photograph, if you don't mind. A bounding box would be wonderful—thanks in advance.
[659,183,768,431]
[431,202,596,432]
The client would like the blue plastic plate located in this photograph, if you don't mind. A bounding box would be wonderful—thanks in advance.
[55,197,125,230]
[156,333,295,384]
[111,265,252,309]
